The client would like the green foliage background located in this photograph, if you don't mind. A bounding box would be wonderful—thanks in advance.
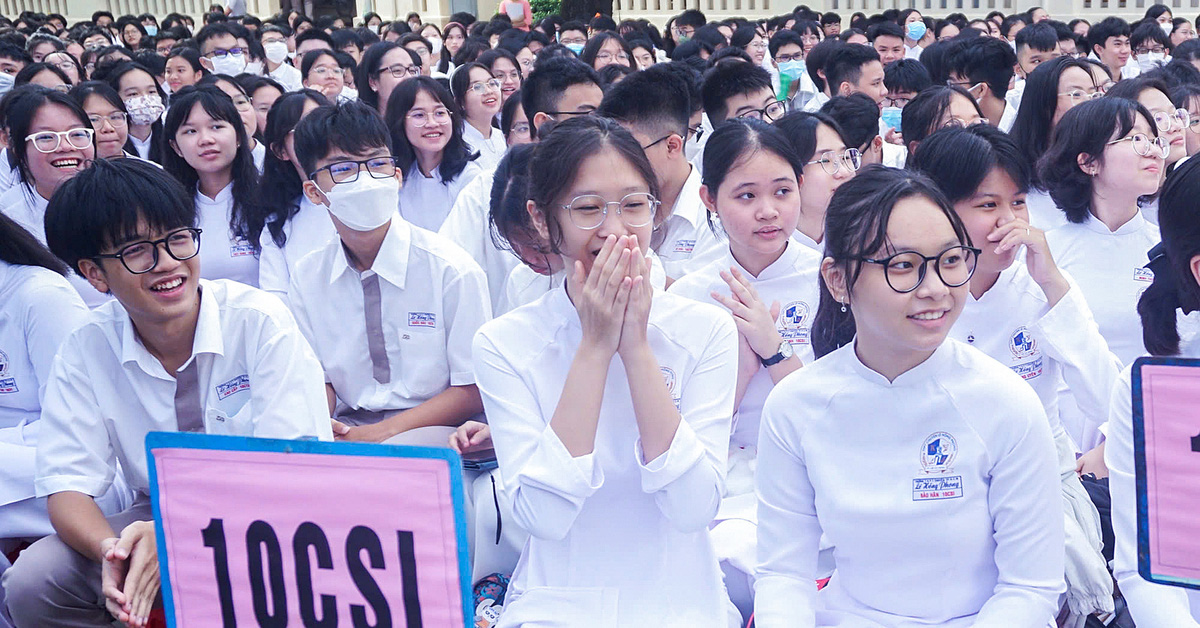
[531,0,559,20]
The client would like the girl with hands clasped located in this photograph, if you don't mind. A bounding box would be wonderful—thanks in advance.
[755,166,1064,627]
[910,125,1119,623]
[668,120,818,619]
[472,116,741,627]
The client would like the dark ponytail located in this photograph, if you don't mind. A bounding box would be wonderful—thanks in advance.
[1138,158,1200,356]
[811,165,969,358]
[0,212,69,275]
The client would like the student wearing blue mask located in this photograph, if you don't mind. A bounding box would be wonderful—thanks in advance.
[770,30,815,112]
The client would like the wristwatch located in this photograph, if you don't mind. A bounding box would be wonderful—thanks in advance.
[759,341,794,367]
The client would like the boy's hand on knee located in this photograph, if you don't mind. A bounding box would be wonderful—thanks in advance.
[103,521,159,627]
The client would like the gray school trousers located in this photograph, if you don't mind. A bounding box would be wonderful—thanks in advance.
[1,497,153,627]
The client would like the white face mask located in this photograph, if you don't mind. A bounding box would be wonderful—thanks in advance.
[684,129,702,161]
[368,23,380,34]
[321,174,400,231]
[1161,21,1174,36]
[263,41,289,64]
[244,60,263,75]
[1138,51,1166,73]
[428,36,443,55]
[211,52,246,76]
[0,72,14,96]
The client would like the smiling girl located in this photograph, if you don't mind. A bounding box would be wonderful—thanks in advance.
[452,62,505,171]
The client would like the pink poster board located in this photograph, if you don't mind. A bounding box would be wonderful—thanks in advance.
[1133,358,1200,590]
[146,432,471,626]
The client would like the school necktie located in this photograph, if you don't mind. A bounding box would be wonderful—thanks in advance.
[173,363,204,433]
[361,273,392,384]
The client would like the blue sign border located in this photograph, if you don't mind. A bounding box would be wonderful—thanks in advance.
[145,431,473,626]
[1132,356,1200,591]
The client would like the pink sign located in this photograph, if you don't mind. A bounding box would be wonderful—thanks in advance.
[148,433,471,626]
[1137,361,1200,588]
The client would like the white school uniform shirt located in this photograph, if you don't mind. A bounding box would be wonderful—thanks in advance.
[668,241,821,449]
[0,184,111,308]
[652,166,724,279]
[999,78,1024,132]
[398,161,483,232]
[802,91,830,113]
[269,62,303,92]
[461,122,506,172]
[792,228,822,254]
[905,43,923,59]
[1026,187,1067,232]
[473,287,738,627]
[257,195,337,303]
[195,182,259,287]
[0,149,17,197]
[129,131,153,160]
[288,215,491,414]
[436,167,521,309]
[496,250,669,315]
[0,262,89,507]
[950,261,1121,451]
[1045,211,1159,366]
[1106,350,1200,626]
[754,340,1065,627]
[34,279,333,498]
[251,140,266,173]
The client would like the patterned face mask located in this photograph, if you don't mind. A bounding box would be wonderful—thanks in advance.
[124,93,164,126]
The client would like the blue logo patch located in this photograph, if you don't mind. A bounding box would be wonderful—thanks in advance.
[1009,327,1038,359]
[779,301,811,345]
[0,350,15,394]
[408,312,437,328]
[215,374,250,400]
[920,431,958,473]
[913,476,964,501]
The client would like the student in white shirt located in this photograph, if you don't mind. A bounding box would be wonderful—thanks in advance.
[0,215,133,620]
[1106,157,1200,625]
[68,82,134,161]
[474,115,739,627]
[384,76,483,232]
[1106,76,1190,177]
[0,86,109,308]
[2,158,332,628]
[1009,56,1110,232]
[667,120,816,619]
[106,62,165,164]
[260,24,302,92]
[354,41,421,116]
[700,61,783,126]
[299,49,346,104]
[774,111,860,253]
[477,49,523,106]
[289,100,490,444]
[162,85,262,287]
[909,125,1119,620]
[199,74,266,172]
[239,76,284,147]
[755,166,1064,627]
[597,64,724,279]
[253,89,333,301]
[897,84,986,156]
[451,63,506,172]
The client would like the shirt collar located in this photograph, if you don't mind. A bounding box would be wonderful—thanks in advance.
[845,336,954,387]
[328,215,412,288]
[195,181,234,205]
[725,238,808,281]
[793,229,822,253]
[667,166,705,228]
[118,280,225,377]
[1082,209,1147,236]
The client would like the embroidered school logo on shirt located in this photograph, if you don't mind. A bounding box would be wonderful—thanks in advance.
[0,349,15,394]
[215,374,250,400]
[408,312,437,328]
[778,301,811,345]
[660,367,681,409]
[673,239,695,254]
[229,238,255,258]
[919,432,957,473]
[1009,327,1037,359]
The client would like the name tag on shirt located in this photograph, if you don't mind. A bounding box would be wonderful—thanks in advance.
[230,239,255,258]
[215,374,250,400]
[1134,267,1155,283]
[0,350,16,393]
[912,476,964,501]
[673,239,695,254]
[408,312,437,328]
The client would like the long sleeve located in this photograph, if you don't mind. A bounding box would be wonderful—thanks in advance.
[1031,276,1121,449]
[1105,367,1200,626]
[472,331,603,541]
[972,400,1065,627]
[753,389,820,628]
[635,316,736,533]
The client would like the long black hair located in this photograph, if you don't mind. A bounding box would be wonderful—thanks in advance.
[0,211,69,274]
[1008,55,1096,188]
[384,76,476,183]
[2,85,94,193]
[908,124,1031,204]
[105,61,165,163]
[811,165,970,358]
[255,89,330,248]
[162,85,262,248]
[1139,157,1200,356]
[488,142,538,253]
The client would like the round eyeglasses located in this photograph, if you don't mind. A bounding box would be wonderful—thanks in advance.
[25,128,94,153]
[93,227,203,274]
[806,148,861,175]
[1152,108,1191,133]
[1106,133,1170,158]
[736,101,787,122]
[858,245,981,293]
[562,192,660,230]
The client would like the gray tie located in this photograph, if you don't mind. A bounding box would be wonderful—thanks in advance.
[361,273,391,384]
[173,364,204,433]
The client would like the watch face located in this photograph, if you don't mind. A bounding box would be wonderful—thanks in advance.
[780,341,794,359]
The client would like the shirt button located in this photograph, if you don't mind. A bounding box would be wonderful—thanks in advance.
[967,334,975,343]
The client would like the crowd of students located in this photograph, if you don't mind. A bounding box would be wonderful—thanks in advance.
[0,2,1198,626]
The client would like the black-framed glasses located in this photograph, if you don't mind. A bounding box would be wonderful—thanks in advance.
[774,52,803,62]
[308,156,400,189]
[562,192,660,230]
[806,148,861,175]
[1106,133,1171,158]
[858,245,980,293]
[687,123,705,142]
[203,47,246,59]
[641,133,678,150]
[93,227,202,274]
[735,100,786,122]
[544,107,596,118]
[382,63,420,78]
[881,95,911,108]
[25,128,94,153]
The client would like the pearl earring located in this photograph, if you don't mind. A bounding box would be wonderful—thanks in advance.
[840,302,847,313]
